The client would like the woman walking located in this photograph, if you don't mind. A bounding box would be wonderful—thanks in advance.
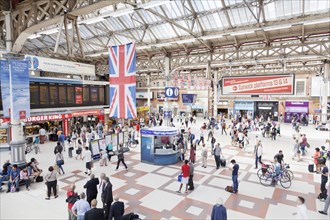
[292,139,301,162]
[55,150,65,175]
[45,166,58,200]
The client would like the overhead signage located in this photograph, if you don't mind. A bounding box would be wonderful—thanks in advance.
[165,87,179,99]
[24,114,72,122]
[137,106,150,112]
[25,55,95,76]
[222,74,294,95]
[182,94,197,104]
[136,91,153,99]
[72,110,102,117]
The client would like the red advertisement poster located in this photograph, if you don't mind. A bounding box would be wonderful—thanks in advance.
[75,87,83,104]
[222,74,294,95]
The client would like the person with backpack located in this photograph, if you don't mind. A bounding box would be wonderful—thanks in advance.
[67,183,78,220]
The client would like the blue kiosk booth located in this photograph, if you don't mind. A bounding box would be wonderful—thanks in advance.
[140,126,180,165]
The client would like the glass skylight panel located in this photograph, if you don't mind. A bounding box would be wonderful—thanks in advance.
[212,13,225,29]
[283,0,292,17]
[291,0,302,16]
[264,1,276,20]
[200,16,212,30]
[201,0,211,11]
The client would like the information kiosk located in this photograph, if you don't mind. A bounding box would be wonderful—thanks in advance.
[140,126,180,165]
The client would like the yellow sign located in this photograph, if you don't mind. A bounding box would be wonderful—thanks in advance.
[137,106,150,112]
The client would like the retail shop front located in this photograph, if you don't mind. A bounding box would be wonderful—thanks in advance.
[255,101,279,121]
[217,100,229,117]
[284,101,309,123]
[23,113,72,140]
[233,101,254,119]
[71,109,104,129]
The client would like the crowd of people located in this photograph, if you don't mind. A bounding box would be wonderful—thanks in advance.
[1,113,329,220]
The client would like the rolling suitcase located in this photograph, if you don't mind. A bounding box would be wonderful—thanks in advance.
[308,163,314,173]
[220,158,226,167]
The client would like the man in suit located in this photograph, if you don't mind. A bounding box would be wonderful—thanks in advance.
[84,199,104,220]
[109,195,124,220]
[101,177,113,220]
[83,174,100,205]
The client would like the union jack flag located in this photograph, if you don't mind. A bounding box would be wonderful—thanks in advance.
[108,42,137,119]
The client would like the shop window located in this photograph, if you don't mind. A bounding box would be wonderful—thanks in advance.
[39,84,49,105]
[30,84,39,105]
[49,85,58,105]
[90,87,98,102]
[156,82,160,87]
[99,87,105,103]
[295,79,306,95]
[58,86,67,105]
[83,86,90,102]
[67,86,75,104]
[138,82,142,87]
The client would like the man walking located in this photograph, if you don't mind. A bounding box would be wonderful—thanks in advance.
[116,144,128,171]
[230,159,239,193]
[188,161,194,191]
[101,177,113,220]
[319,167,330,215]
[71,192,90,220]
[82,146,93,175]
[255,140,263,169]
[214,143,223,169]
[177,160,190,194]
[201,144,208,168]
[83,174,99,205]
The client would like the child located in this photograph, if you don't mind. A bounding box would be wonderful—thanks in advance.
[100,150,108,166]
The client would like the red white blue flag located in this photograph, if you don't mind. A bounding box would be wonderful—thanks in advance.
[108,42,137,119]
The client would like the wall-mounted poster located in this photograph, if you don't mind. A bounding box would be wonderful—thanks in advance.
[105,135,112,146]
[112,133,118,146]
[123,132,129,143]
[98,139,106,151]
[90,140,100,160]
[118,132,124,145]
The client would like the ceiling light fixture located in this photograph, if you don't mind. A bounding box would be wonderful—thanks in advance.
[110,8,134,18]
[199,34,223,40]
[80,17,105,25]
[171,38,196,44]
[28,34,42,39]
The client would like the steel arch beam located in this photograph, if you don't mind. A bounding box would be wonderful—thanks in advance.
[12,0,120,53]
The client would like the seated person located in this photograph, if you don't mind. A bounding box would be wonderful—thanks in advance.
[30,158,42,176]
[27,162,40,178]
[7,164,20,193]
[20,166,30,191]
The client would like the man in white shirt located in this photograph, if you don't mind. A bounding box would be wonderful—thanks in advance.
[82,147,92,175]
[293,196,308,219]
[72,192,90,220]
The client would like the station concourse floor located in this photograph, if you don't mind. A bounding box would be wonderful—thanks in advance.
[0,117,329,220]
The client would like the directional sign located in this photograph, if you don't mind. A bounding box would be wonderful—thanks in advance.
[165,87,179,99]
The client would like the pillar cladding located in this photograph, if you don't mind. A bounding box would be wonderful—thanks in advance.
[213,71,218,117]
[10,141,26,167]
[164,57,171,126]
[321,62,329,124]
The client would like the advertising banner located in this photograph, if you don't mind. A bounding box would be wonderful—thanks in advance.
[24,113,72,123]
[164,110,172,119]
[157,91,165,100]
[25,55,95,76]
[284,101,309,123]
[10,60,30,120]
[0,60,10,117]
[75,87,83,104]
[182,94,197,104]
[222,74,294,95]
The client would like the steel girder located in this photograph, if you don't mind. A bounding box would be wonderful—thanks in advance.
[0,0,123,53]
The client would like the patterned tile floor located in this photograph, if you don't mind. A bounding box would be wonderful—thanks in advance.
[0,118,329,220]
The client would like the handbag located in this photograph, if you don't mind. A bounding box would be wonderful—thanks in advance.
[177,174,182,182]
[11,185,16,193]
